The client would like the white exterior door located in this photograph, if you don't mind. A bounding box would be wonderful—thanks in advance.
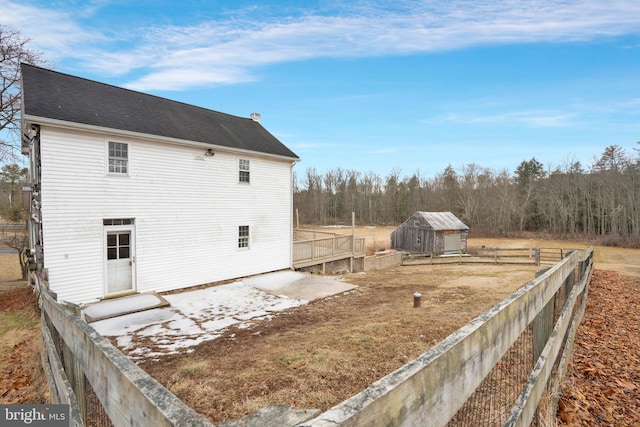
[105,225,135,295]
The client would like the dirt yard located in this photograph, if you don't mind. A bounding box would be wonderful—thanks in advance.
[1,230,639,426]
[137,262,541,424]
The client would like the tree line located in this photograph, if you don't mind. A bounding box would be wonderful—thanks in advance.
[294,144,640,247]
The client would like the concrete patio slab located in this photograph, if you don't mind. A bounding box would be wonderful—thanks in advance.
[243,270,357,301]
[86,271,357,359]
[83,292,170,323]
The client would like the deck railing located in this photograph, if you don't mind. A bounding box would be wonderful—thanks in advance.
[293,233,365,268]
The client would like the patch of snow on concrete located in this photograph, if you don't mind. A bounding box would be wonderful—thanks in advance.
[84,293,164,319]
[90,275,307,360]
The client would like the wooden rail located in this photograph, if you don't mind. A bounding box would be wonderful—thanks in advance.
[301,247,593,426]
[402,247,575,266]
[38,283,213,427]
[293,234,365,269]
[0,223,27,231]
[364,252,403,271]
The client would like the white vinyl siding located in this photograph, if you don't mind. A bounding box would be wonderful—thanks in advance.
[38,126,293,303]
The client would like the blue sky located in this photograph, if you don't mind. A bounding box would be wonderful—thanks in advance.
[4,0,640,178]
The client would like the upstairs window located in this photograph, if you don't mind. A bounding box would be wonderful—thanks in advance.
[238,225,249,248]
[239,159,250,183]
[109,142,128,174]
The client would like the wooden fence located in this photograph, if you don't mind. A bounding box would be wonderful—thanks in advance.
[402,247,572,266]
[364,252,404,271]
[38,282,213,427]
[300,246,593,426]
[37,244,593,427]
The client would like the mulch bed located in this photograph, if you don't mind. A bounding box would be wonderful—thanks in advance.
[557,270,640,426]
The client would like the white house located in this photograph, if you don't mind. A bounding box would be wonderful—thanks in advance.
[21,64,299,304]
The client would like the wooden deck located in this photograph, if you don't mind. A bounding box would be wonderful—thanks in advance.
[293,230,365,270]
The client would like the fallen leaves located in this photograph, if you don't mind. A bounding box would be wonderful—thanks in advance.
[557,270,640,426]
[0,286,47,405]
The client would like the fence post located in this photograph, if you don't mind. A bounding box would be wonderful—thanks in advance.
[532,297,555,363]
[532,267,555,364]
[61,302,87,424]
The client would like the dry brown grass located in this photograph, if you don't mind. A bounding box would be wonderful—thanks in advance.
[1,227,637,421]
[136,228,639,424]
[0,253,24,290]
[310,225,640,277]
[138,260,541,424]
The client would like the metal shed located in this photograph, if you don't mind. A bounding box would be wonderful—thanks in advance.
[391,212,469,255]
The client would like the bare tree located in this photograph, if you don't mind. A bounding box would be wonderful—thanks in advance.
[1,25,46,162]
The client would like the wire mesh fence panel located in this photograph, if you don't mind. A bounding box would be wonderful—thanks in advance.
[85,376,114,427]
[446,326,534,427]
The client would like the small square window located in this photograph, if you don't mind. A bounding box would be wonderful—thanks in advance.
[238,225,249,248]
[239,159,250,183]
[108,142,128,174]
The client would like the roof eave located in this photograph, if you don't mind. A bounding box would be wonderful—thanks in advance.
[24,114,300,162]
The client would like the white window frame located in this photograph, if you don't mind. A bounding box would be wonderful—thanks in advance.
[238,225,250,249]
[239,159,250,183]
[108,141,129,175]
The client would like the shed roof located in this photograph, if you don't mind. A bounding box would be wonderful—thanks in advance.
[20,64,299,160]
[412,212,469,231]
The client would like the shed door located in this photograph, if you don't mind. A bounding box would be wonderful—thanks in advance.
[105,225,135,295]
[444,234,462,252]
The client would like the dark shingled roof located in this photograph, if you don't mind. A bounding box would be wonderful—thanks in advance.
[21,64,299,160]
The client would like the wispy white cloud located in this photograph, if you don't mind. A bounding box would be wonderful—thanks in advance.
[4,0,640,90]
[0,0,106,63]
[425,110,578,128]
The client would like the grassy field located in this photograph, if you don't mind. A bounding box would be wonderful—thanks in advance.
[306,225,640,277]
